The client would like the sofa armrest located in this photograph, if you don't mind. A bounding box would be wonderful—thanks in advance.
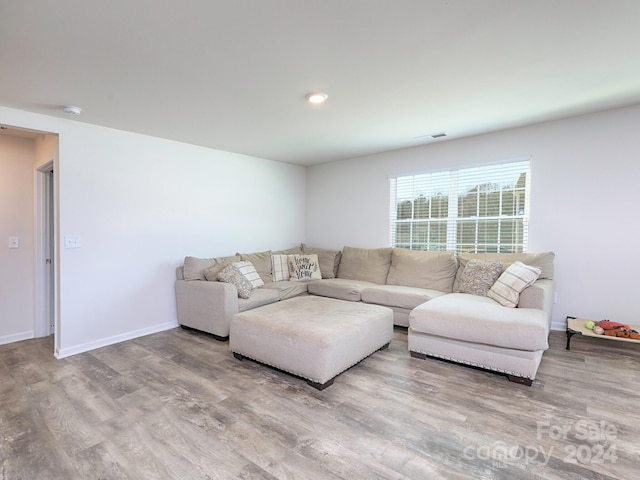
[518,278,555,326]
[175,279,238,338]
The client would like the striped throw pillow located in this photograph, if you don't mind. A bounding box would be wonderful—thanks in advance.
[232,261,264,289]
[271,254,292,282]
[487,261,541,307]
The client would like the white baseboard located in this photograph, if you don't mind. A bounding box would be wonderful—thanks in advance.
[55,320,179,359]
[550,319,566,332]
[0,330,35,346]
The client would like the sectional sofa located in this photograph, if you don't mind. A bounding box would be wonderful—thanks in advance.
[175,245,555,384]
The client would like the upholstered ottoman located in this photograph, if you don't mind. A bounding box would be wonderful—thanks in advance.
[230,296,393,389]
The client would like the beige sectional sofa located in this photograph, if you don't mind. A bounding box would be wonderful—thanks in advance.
[175,245,555,384]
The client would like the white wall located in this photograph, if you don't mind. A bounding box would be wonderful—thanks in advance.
[306,104,640,331]
[0,135,36,344]
[0,106,306,358]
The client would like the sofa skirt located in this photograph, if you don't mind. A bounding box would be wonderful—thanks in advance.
[408,328,544,381]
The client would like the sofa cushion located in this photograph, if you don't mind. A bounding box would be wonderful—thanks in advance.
[307,278,377,302]
[203,262,229,282]
[386,249,457,293]
[409,293,549,351]
[302,246,342,279]
[271,254,291,282]
[455,259,503,296]
[237,288,280,311]
[238,250,273,284]
[361,285,447,310]
[337,246,393,284]
[272,244,304,255]
[217,264,253,299]
[262,281,309,300]
[183,255,241,281]
[288,254,322,281]
[453,252,555,291]
[487,261,542,307]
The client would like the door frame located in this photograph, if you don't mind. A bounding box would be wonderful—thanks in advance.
[34,158,58,340]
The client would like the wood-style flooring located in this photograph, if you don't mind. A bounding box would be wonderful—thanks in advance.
[1,326,639,479]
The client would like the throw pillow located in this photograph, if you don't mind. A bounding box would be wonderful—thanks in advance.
[455,259,503,297]
[271,254,292,282]
[232,261,264,289]
[288,254,322,282]
[217,265,253,299]
[203,262,229,281]
[487,261,542,307]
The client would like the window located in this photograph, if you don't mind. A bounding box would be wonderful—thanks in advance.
[389,159,530,253]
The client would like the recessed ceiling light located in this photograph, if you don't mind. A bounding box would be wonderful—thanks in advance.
[62,105,82,115]
[305,92,328,104]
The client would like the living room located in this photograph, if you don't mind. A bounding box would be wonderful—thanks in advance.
[2,101,639,357]
[1,1,640,478]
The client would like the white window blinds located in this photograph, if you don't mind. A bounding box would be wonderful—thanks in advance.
[390,159,530,253]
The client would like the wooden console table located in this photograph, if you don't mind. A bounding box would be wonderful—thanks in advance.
[566,316,640,350]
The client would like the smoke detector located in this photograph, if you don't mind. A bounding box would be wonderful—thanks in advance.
[62,105,82,115]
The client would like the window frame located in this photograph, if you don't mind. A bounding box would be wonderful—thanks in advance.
[389,158,531,253]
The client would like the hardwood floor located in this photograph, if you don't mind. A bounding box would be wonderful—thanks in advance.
[1,327,639,479]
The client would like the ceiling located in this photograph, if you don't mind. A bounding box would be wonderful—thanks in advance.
[1,1,639,166]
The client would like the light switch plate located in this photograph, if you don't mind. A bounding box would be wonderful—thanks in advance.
[9,236,19,249]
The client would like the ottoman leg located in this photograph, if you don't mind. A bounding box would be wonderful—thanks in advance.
[378,343,390,351]
[233,352,244,361]
[410,350,427,360]
[507,374,533,387]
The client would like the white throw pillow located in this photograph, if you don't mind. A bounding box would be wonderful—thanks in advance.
[232,261,264,289]
[271,254,292,282]
[288,254,322,282]
[487,261,541,307]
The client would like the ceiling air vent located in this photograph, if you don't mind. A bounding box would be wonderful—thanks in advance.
[413,132,447,140]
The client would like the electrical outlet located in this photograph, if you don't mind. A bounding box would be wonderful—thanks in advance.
[9,236,19,249]
[64,235,81,249]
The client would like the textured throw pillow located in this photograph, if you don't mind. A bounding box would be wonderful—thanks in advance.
[232,261,264,289]
[487,261,542,307]
[271,254,292,282]
[455,259,503,296]
[288,254,322,281]
[217,265,253,299]
[203,262,229,281]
